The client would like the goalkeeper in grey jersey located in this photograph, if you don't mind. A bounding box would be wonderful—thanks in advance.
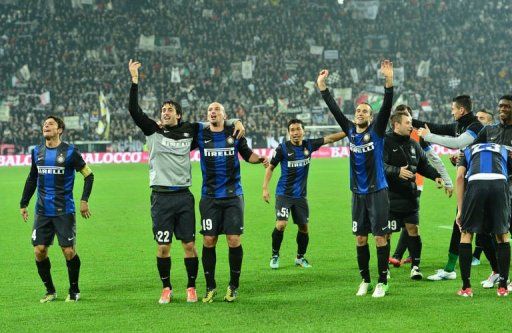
[128,60,245,304]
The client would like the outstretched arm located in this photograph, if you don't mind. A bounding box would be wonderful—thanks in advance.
[317,70,351,133]
[128,59,159,136]
[418,125,476,149]
[373,60,394,136]
[412,119,456,136]
[323,131,346,144]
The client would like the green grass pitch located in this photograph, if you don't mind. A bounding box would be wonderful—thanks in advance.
[1,158,510,332]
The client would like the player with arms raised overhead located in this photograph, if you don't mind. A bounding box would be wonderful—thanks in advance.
[317,60,394,298]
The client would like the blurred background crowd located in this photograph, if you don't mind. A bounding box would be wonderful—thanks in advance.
[1,0,511,153]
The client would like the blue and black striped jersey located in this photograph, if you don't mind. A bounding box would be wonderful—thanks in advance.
[271,138,324,198]
[197,124,253,198]
[31,142,86,216]
[459,143,511,181]
[321,87,393,194]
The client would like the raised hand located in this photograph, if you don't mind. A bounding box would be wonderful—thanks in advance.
[129,59,142,83]
[417,124,431,138]
[380,59,393,78]
[316,69,329,91]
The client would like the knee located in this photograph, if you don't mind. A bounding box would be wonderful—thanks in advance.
[406,225,419,237]
[61,247,76,260]
[374,236,387,247]
[356,235,368,246]
[203,236,217,248]
[34,246,48,261]
[182,241,196,257]
[276,221,287,231]
[157,244,170,257]
[298,224,308,233]
[227,235,241,248]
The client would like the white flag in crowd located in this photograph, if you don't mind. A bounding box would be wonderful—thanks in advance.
[39,91,50,105]
[416,59,431,78]
[310,45,324,55]
[139,34,155,51]
[394,66,405,84]
[333,88,352,101]
[449,77,461,89]
[171,67,181,83]
[242,61,253,79]
[327,71,341,84]
[19,64,31,81]
[324,50,339,60]
[350,68,359,83]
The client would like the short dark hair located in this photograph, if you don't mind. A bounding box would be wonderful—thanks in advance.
[395,104,412,116]
[390,110,411,127]
[499,95,512,102]
[44,115,65,134]
[287,119,304,131]
[161,99,183,121]
[452,95,472,112]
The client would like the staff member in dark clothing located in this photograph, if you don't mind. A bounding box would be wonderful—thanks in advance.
[412,96,484,281]
[384,111,444,280]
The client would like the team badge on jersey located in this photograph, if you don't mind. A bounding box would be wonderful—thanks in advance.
[363,134,370,143]
[183,132,190,137]
[227,136,234,145]
[57,154,65,164]
[304,149,310,156]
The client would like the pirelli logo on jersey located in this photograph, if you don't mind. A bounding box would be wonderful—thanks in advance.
[349,142,375,153]
[37,166,65,174]
[288,158,311,168]
[161,137,192,148]
[204,147,235,157]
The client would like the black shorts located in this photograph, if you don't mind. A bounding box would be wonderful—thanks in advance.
[388,211,419,233]
[32,213,76,247]
[199,196,244,236]
[461,180,510,235]
[151,189,196,243]
[275,195,309,225]
[351,188,390,236]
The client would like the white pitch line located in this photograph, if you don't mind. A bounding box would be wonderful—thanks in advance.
[437,226,453,230]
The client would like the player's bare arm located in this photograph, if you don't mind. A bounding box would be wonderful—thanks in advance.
[455,166,466,228]
[323,131,346,144]
[262,165,276,203]
[249,153,270,168]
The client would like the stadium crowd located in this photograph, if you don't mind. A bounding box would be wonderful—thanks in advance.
[1,0,511,153]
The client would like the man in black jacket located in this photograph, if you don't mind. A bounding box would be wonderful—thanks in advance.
[413,95,484,281]
[385,111,444,280]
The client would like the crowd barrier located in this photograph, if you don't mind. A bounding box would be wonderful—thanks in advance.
[0,145,460,167]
